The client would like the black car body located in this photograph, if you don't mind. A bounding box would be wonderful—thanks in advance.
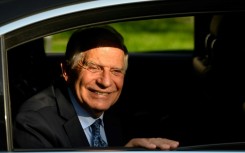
[1,0,245,152]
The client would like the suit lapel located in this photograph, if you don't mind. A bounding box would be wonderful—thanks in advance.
[53,82,90,147]
[64,116,90,147]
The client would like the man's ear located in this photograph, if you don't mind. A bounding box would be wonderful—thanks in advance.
[60,62,68,81]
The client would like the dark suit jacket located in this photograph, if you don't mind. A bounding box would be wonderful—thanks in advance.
[14,79,124,149]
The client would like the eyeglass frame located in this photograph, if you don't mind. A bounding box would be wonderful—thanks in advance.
[78,60,126,77]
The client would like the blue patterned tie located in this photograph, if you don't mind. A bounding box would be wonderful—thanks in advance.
[91,119,107,147]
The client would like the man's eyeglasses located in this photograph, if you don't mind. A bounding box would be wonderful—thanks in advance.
[78,61,125,77]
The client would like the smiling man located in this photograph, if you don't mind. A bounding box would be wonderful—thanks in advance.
[14,26,179,150]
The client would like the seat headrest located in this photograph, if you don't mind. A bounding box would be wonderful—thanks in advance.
[210,15,223,37]
[193,13,245,75]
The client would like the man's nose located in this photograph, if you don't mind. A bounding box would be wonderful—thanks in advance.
[96,69,112,87]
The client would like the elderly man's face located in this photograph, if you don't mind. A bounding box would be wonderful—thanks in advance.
[69,47,126,117]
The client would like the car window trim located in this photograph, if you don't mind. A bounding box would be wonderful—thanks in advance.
[0,0,149,36]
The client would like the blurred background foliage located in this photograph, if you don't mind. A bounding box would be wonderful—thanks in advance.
[45,16,194,53]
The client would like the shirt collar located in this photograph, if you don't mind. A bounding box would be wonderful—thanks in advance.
[68,88,104,129]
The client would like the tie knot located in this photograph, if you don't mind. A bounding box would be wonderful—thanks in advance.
[91,119,101,130]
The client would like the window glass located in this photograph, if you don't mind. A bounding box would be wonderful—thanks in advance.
[44,16,194,53]
[110,17,194,52]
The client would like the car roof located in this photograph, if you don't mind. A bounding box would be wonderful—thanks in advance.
[0,0,244,32]
[0,0,87,25]
[3,0,165,49]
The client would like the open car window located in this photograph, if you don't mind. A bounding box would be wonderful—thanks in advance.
[8,13,245,151]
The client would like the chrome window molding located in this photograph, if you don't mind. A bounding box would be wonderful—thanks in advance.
[0,35,12,151]
[0,0,149,35]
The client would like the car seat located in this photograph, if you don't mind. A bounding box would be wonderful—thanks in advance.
[193,15,223,75]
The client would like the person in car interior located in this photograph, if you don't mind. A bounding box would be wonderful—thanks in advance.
[14,25,179,150]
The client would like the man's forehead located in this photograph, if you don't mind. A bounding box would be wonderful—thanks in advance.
[84,48,125,67]
[85,47,125,57]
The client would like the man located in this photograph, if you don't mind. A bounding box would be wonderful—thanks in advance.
[14,26,179,150]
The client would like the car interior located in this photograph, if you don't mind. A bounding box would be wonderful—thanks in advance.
[7,12,245,151]
[189,13,245,148]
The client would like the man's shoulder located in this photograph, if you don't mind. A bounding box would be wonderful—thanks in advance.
[19,85,57,112]
[19,78,68,112]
